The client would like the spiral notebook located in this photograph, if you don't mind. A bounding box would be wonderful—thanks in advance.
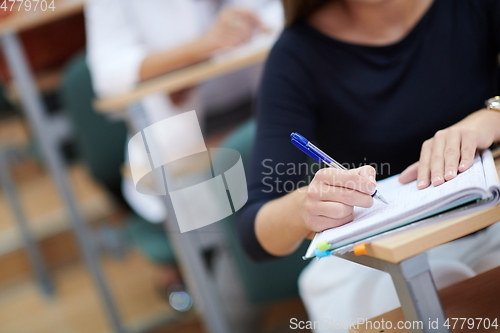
[304,149,500,259]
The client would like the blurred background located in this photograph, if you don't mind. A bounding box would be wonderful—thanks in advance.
[0,0,312,332]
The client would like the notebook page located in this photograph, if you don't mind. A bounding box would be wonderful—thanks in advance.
[481,149,500,190]
[306,155,488,257]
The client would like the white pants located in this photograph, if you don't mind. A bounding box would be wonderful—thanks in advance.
[298,221,500,333]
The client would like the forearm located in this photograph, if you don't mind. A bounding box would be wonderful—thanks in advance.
[139,37,216,81]
[139,6,265,81]
[255,188,312,256]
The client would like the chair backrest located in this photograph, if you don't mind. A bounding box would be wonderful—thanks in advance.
[60,53,127,198]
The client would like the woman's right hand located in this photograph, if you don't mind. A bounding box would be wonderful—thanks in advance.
[301,166,377,232]
[202,8,264,50]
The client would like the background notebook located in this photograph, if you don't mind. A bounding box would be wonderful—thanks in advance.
[305,149,500,259]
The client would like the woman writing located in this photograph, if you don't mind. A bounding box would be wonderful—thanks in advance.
[239,0,500,330]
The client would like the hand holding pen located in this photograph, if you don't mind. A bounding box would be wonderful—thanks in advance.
[291,133,388,204]
[290,132,388,232]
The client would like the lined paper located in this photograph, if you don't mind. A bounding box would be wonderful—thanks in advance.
[306,151,498,258]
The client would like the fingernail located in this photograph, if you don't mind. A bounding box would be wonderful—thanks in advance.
[417,180,426,188]
[459,163,466,170]
[369,175,375,183]
[445,170,454,178]
[431,176,442,185]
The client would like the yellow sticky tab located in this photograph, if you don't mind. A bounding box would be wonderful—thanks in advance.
[316,240,330,252]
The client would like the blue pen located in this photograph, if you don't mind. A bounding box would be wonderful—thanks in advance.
[290,132,389,204]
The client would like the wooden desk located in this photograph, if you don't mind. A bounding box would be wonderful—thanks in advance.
[362,156,500,263]
[337,154,500,333]
[94,48,269,112]
[0,0,84,34]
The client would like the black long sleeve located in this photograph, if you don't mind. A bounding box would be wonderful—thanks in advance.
[238,0,500,261]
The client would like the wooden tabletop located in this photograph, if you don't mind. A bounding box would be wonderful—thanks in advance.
[0,0,84,35]
[363,154,500,263]
[94,48,270,112]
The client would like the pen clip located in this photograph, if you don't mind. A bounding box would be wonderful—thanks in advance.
[291,137,323,163]
[291,132,332,165]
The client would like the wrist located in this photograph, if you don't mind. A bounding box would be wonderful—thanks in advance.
[255,187,312,257]
[196,34,220,55]
[293,186,315,238]
[478,109,500,143]
[459,109,500,145]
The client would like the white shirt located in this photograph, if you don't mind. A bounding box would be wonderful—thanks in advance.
[85,0,282,115]
[84,0,282,222]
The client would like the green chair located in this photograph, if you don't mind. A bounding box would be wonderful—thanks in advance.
[60,52,127,199]
[217,120,310,304]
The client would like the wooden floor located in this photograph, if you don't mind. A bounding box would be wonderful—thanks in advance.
[0,251,181,333]
[0,163,116,255]
[0,248,311,333]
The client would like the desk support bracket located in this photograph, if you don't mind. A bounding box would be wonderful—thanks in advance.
[337,252,450,333]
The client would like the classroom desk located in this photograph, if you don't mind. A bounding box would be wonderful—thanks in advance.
[94,47,271,333]
[0,0,83,34]
[337,155,500,333]
[0,2,126,333]
[95,48,269,113]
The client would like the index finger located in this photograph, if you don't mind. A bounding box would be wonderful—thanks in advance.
[458,130,477,172]
[315,168,376,195]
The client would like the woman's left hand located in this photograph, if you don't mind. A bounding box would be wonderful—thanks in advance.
[399,109,500,189]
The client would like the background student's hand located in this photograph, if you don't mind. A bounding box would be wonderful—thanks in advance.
[300,166,376,232]
[399,110,500,189]
[202,8,264,50]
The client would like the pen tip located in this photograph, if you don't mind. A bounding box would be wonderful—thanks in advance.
[378,195,389,204]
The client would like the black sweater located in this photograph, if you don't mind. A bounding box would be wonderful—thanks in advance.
[239,0,500,261]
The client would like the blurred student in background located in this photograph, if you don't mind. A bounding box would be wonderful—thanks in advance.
[84,0,282,289]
